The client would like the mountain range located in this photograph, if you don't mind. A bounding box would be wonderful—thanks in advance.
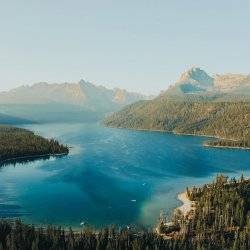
[0,79,150,109]
[0,80,150,123]
[1,67,249,125]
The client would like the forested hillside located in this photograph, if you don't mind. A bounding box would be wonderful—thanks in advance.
[158,175,250,249]
[104,100,250,148]
[104,67,250,148]
[0,126,68,163]
[0,175,249,249]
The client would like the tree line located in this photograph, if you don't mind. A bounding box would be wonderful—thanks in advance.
[205,139,250,148]
[0,126,69,163]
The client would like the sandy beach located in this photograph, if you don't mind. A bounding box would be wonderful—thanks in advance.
[175,192,195,217]
[155,191,195,237]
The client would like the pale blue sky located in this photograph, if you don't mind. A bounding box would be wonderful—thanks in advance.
[0,0,249,95]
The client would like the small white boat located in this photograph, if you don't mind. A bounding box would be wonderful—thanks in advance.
[131,199,136,202]
[80,221,86,226]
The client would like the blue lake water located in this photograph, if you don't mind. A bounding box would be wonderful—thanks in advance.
[0,123,249,229]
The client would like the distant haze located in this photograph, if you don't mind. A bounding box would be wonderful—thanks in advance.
[0,1,250,95]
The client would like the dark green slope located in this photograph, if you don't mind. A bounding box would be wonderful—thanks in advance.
[0,126,69,164]
[104,98,250,147]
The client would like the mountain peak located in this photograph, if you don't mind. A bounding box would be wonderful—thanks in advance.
[78,79,93,87]
[0,80,148,111]
[165,67,250,96]
[178,67,213,85]
[166,67,214,94]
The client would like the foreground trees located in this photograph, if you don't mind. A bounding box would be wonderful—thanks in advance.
[0,175,249,249]
[160,174,250,249]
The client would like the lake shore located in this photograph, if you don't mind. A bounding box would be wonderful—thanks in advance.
[106,125,247,148]
[175,192,195,217]
[203,143,250,150]
[105,125,217,138]
[0,152,68,165]
[155,190,195,238]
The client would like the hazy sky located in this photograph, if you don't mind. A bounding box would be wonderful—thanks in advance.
[0,1,249,95]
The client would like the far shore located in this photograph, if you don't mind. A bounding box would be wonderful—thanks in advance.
[204,143,250,150]
[106,125,238,141]
[105,125,250,150]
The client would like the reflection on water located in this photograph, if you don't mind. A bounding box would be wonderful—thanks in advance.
[0,123,249,229]
[0,155,51,168]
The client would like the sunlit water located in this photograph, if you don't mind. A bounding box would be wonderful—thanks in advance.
[0,123,249,229]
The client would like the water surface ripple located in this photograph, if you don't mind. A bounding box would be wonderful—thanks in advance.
[0,123,249,228]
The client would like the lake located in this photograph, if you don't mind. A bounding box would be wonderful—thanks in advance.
[0,123,249,229]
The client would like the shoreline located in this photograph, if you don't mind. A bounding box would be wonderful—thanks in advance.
[155,191,195,238]
[204,144,250,150]
[175,192,195,217]
[105,125,228,140]
[0,152,68,165]
[105,125,249,150]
